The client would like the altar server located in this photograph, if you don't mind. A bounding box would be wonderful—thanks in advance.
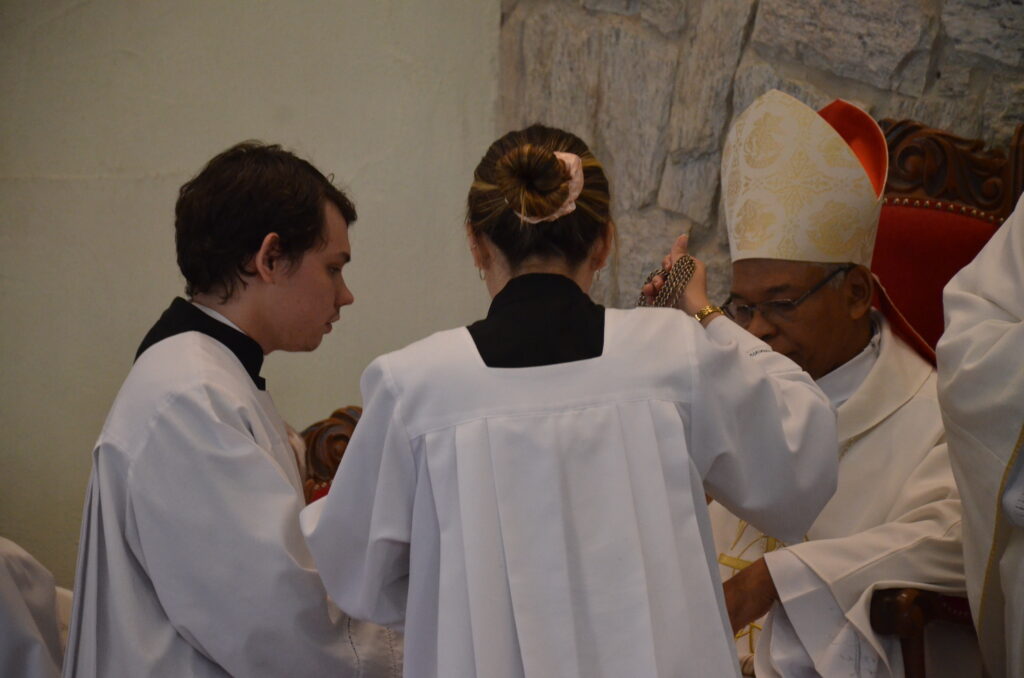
[938,194,1024,678]
[702,90,974,677]
[63,143,401,677]
[301,124,839,678]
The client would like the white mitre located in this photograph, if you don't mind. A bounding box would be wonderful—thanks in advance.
[721,89,888,266]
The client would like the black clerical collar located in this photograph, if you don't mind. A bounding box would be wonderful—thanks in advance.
[468,273,605,368]
[136,298,266,390]
[485,272,590,314]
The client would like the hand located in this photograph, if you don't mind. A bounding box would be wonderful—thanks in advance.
[640,234,711,316]
[723,557,779,634]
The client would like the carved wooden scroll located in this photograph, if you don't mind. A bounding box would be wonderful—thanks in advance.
[879,119,1024,223]
[300,405,362,503]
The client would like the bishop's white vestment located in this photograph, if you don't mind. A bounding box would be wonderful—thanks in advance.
[302,283,839,678]
[62,299,400,677]
[710,316,974,677]
[938,194,1024,678]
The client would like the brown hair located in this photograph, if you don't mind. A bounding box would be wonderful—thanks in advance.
[466,124,612,270]
[175,141,356,300]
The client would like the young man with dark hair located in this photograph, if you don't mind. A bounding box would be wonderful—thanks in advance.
[63,142,400,677]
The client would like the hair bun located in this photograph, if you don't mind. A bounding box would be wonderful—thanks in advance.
[494,144,570,222]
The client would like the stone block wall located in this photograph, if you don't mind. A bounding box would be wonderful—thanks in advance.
[499,0,1024,306]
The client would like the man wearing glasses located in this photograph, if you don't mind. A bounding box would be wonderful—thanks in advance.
[701,91,973,677]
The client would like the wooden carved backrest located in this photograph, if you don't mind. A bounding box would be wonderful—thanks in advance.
[880,119,1023,222]
[300,405,362,503]
[871,120,1023,348]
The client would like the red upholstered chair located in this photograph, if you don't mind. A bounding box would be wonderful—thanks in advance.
[872,119,1023,349]
[869,119,1023,678]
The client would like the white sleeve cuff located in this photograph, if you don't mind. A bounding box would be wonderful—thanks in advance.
[764,549,823,605]
[763,549,845,662]
[763,549,887,675]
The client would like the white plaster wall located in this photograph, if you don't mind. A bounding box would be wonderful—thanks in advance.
[0,0,499,586]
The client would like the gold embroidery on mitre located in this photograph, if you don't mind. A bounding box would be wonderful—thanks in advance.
[819,133,861,169]
[722,112,750,205]
[724,147,742,206]
[722,89,884,264]
[776,230,803,259]
[743,111,786,169]
[856,203,882,265]
[732,199,777,250]
[757,148,838,220]
[808,200,868,258]
[723,113,746,165]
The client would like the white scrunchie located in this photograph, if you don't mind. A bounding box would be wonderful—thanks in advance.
[514,151,585,224]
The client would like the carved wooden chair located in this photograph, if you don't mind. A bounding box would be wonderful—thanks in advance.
[873,119,1023,347]
[869,119,1023,678]
[299,405,362,503]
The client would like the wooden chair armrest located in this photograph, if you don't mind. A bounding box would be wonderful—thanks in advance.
[870,587,974,636]
[870,588,975,678]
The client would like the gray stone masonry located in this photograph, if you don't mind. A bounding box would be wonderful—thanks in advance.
[500,0,1024,307]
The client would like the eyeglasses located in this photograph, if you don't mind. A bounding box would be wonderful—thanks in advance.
[723,264,855,328]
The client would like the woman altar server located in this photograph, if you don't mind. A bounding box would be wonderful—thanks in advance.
[938,194,1024,678]
[301,124,839,677]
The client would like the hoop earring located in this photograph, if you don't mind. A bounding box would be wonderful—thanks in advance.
[594,267,603,282]
[478,268,486,281]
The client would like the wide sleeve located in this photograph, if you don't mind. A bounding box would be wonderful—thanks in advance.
[783,440,963,610]
[125,386,355,677]
[690,318,838,544]
[756,441,965,677]
[937,194,1024,460]
[301,356,416,627]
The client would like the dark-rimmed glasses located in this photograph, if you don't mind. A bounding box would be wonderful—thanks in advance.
[723,264,855,328]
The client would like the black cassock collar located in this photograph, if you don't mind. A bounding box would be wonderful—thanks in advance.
[467,273,605,368]
[136,297,266,390]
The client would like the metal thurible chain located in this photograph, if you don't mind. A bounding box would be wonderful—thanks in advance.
[636,254,697,308]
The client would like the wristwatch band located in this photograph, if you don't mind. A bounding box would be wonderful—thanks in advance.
[693,304,724,323]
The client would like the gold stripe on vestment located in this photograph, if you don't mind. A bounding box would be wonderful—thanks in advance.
[978,420,1024,644]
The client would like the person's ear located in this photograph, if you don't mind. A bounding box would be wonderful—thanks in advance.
[252,232,284,283]
[591,224,614,271]
[845,265,874,320]
[467,228,491,271]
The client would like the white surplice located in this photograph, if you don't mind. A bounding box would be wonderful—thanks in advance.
[1,537,64,678]
[938,194,1024,678]
[710,316,975,678]
[301,309,839,678]
[62,321,399,677]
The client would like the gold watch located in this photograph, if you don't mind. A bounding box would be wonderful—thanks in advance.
[693,305,724,323]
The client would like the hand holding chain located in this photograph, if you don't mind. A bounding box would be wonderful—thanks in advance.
[636,254,697,308]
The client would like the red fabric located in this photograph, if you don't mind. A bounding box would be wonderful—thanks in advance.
[873,276,936,366]
[872,204,1000,352]
[818,99,889,197]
